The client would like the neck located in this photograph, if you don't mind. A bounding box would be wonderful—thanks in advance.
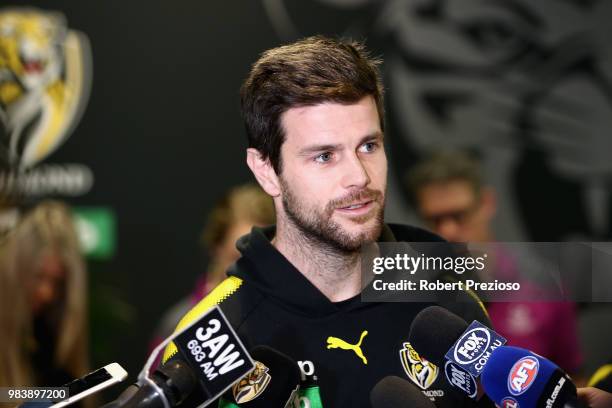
[273,220,362,302]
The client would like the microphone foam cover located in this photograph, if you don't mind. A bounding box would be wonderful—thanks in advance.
[227,345,300,407]
[408,306,469,366]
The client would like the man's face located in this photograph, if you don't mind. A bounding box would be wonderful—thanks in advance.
[416,180,493,243]
[277,96,387,252]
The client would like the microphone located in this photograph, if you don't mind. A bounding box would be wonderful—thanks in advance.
[407,306,505,403]
[100,385,139,408]
[218,345,301,407]
[106,346,300,408]
[370,376,436,408]
[480,346,589,408]
[408,305,505,372]
[106,305,254,408]
[408,306,470,367]
[105,359,197,408]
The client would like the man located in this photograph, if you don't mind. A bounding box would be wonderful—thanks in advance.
[165,37,489,407]
[407,151,496,244]
[408,150,583,377]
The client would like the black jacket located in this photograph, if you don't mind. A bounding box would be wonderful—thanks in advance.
[168,223,492,407]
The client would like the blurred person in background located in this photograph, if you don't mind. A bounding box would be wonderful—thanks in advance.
[198,183,275,292]
[149,183,274,354]
[0,200,89,388]
[407,150,583,377]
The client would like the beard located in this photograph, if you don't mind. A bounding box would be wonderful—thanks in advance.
[280,178,385,253]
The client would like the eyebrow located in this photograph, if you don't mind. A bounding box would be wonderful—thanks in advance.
[359,132,385,146]
[297,132,384,157]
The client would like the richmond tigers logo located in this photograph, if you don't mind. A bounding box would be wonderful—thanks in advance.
[232,361,272,404]
[0,8,91,171]
[400,342,439,390]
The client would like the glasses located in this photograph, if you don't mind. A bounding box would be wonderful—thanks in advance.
[422,201,480,229]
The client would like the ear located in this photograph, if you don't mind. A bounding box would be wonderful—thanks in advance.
[246,148,281,197]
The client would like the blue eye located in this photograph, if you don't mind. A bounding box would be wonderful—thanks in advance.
[360,142,378,153]
[315,152,333,163]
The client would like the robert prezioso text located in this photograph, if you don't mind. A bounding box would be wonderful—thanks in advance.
[371,279,521,292]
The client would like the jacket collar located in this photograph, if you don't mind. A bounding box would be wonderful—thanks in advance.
[229,223,439,316]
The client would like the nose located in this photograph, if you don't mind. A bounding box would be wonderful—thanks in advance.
[341,153,370,189]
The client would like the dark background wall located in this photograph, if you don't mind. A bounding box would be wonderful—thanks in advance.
[4,0,285,380]
[3,0,611,384]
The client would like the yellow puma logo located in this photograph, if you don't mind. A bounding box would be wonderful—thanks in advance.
[326,330,368,365]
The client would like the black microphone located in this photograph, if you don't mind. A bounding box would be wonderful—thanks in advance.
[105,306,254,408]
[408,306,471,367]
[100,385,139,408]
[407,305,503,405]
[408,305,506,375]
[219,345,301,407]
[370,376,436,408]
[111,359,197,408]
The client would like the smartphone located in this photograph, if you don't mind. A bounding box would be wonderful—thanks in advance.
[51,363,128,408]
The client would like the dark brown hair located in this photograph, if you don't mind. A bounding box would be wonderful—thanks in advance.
[240,35,385,174]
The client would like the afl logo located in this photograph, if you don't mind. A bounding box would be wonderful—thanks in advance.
[501,397,519,408]
[508,357,539,396]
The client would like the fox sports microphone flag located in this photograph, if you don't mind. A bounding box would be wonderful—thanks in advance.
[444,319,506,378]
[444,361,478,399]
[408,305,505,373]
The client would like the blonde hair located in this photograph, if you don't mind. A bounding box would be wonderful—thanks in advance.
[200,183,275,251]
[0,200,89,387]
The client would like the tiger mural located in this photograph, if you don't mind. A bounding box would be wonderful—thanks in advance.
[0,8,91,171]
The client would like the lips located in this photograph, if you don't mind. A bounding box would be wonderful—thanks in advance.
[335,200,377,218]
[340,200,372,210]
[331,189,382,218]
